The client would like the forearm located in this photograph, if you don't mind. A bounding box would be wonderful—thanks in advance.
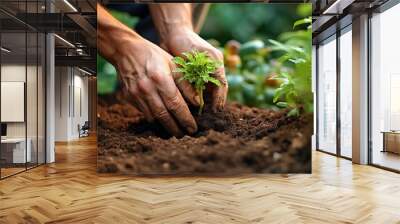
[97,3,143,64]
[149,4,193,44]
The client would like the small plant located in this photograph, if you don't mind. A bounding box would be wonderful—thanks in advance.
[173,51,222,115]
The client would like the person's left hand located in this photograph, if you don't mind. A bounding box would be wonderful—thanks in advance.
[161,28,228,112]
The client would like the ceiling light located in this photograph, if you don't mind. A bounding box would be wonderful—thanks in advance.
[76,48,85,55]
[322,0,354,15]
[323,1,341,14]
[1,47,11,53]
[63,0,78,12]
[54,34,75,48]
[78,67,92,76]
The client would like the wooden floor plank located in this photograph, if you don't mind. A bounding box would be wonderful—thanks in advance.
[0,135,399,223]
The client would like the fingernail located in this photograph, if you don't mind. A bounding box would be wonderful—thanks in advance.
[187,125,198,134]
[194,95,201,105]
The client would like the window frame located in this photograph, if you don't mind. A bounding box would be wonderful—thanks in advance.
[315,21,353,161]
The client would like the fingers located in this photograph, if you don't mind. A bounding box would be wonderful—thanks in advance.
[148,71,198,134]
[121,75,154,122]
[128,72,197,137]
[136,75,184,137]
[146,93,183,137]
[160,88,198,134]
[131,92,154,123]
[203,49,228,111]
[211,66,228,111]
[169,63,200,106]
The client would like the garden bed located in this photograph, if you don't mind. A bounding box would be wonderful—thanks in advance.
[97,94,312,175]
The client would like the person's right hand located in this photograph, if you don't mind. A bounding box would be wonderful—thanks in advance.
[112,37,199,137]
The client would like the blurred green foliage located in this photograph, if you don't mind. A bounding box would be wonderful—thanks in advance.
[269,16,313,116]
[97,4,313,115]
[200,4,310,45]
[223,5,312,115]
[97,54,118,94]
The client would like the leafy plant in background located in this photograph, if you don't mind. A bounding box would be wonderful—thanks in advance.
[201,4,308,44]
[269,16,313,116]
[223,4,312,114]
[97,54,118,94]
[224,39,277,109]
[173,51,222,114]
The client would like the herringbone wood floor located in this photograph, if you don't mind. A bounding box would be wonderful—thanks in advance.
[1,135,400,224]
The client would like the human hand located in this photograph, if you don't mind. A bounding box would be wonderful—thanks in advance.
[162,28,228,111]
[97,4,199,136]
[111,37,199,137]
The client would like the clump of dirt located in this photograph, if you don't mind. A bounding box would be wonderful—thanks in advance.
[97,99,312,175]
[98,91,144,130]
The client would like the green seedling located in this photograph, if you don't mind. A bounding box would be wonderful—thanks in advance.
[173,51,222,115]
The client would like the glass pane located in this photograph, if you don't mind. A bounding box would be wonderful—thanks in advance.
[340,28,352,158]
[317,36,337,154]
[26,0,39,169]
[0,0,46,178]
[1,31,27,177]
[371,4,400,171]
[38,33,45,165]
[27,31,38,169]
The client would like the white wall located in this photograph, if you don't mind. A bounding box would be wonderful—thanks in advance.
[55,66,70,141]
[72,73,89,138]
[1,65,29,138]
[1,64,45,164]
[55,67,89,141]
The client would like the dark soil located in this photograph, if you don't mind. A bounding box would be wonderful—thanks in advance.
[97,95,312,175]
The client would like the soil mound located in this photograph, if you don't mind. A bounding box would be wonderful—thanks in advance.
[97,100,312,175]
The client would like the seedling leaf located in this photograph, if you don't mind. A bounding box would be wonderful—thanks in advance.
[287,108,300,117]
[276,102,288,108]
[173,50,222,114]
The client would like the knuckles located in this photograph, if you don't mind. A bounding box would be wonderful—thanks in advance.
[153,109,169,120]
[147,72,166,85]
[136,78,152,96]
[129,86,139,96]
[165,94,182,113]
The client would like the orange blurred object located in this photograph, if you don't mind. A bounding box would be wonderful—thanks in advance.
[226,40,241,55]
[226,54,241,70]
[265,73,282,88]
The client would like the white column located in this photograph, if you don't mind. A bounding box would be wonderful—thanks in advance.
[45,0,55,163]
[352,14,369,164]
[55,67,73,141]
[46,33,55,163]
